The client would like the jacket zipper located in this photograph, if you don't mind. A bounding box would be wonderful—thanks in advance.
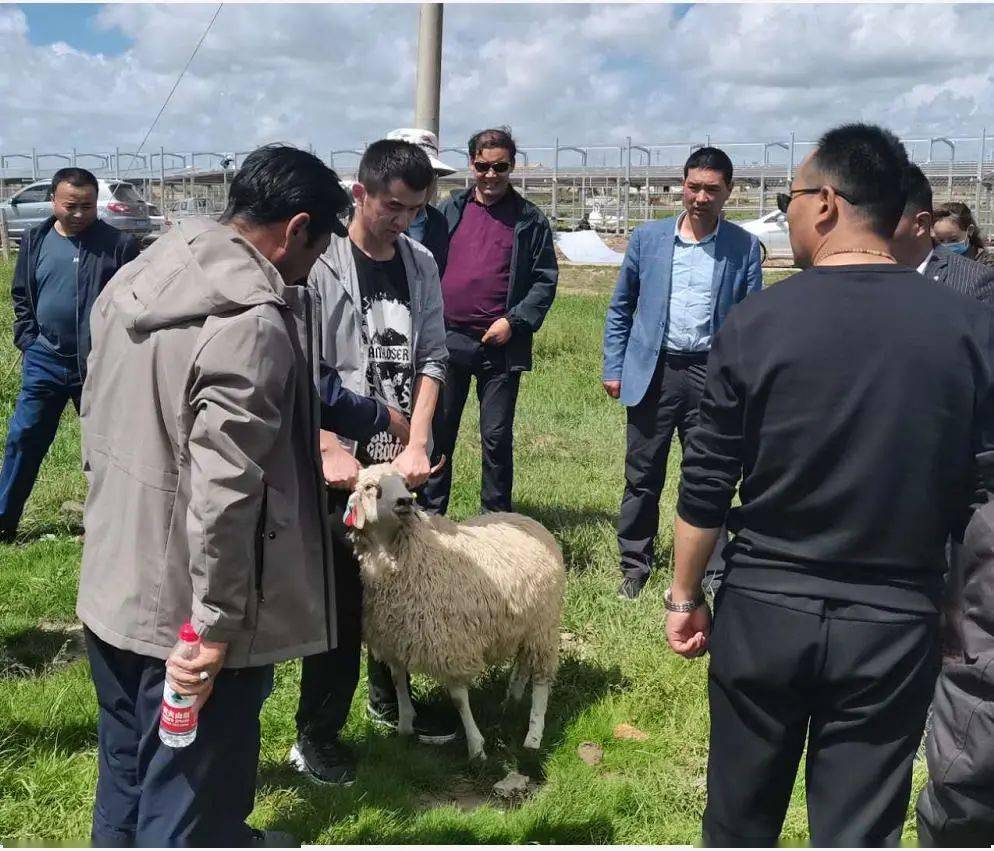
[303,289,334,649]
[254,486,268,603]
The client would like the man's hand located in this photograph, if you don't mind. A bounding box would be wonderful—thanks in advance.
[322,437,361,491]
[666,606,712,659]
[165,639,228,711]
[386,407,411,446]
[482,317,513,346]
[602,379,621,399]
[392,443,431,489]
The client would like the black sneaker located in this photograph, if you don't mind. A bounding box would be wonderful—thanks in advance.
[288,735,356,785]
[250,828,299,847]
[367,700,460,745]
[618,575,647,600]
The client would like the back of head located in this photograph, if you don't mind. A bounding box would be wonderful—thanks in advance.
[220,145,351,244]
[468,126,517,161]
[901,163,932,217]
[809,123,909,237]
[51,167,98,196]
[358,139,434,196]
[683,146,733,186]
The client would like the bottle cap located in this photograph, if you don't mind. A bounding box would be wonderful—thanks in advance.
[178,622,200,643]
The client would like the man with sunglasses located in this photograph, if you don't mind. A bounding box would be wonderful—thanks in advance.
[666,123,994,846]
[420,127,558,515]
[603,147,763,600]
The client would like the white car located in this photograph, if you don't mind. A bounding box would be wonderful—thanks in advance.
[739,209,793,262]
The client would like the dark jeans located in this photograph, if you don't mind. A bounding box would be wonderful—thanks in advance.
[419,329,521,515]
[618,351,707,580]
[0,340,83,535]
[295,492,395,743]
[703,588,940,847]
[85,628,273,847]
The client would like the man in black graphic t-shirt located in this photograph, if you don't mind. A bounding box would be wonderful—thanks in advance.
[299,140,453,786]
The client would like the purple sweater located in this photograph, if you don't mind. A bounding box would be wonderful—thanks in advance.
[441,193,516,336]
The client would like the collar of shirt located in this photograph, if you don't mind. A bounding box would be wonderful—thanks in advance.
[675,211,720,246]
[916,248,934,276]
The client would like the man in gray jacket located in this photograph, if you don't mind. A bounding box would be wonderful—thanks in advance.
[77,146,399,847]
[297,139,454,785]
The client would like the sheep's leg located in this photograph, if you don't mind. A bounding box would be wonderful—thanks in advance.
[390,665,416,737]
[449,684,486,761]
[523,678,551,751]
[505,660,529,704]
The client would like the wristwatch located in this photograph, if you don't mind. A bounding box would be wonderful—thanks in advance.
[664,587,704,613]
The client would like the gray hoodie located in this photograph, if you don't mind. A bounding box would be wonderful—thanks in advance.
[77,218,335,668]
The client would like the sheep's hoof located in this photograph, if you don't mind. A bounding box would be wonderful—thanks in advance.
[397,724,415,737]
[523,738,542,751]
[468,744,487,763]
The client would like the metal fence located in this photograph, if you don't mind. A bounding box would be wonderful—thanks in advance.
[3,132,993,239]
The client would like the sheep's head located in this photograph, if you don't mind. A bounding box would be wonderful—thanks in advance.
[345,464,415,536]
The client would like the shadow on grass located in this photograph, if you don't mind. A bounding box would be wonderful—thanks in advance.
[258,656,624,843]
[1,625,87,676]
[0,718,97,756]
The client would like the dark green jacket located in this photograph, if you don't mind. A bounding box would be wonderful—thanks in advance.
[438,187,558,371]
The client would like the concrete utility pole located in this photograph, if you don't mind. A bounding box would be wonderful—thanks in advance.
[414,4,443,136]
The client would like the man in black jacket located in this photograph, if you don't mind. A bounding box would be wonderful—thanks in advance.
[0,168,138,541]
[665,124,994,846]
[420,126,558,514]
[892,163,994,304]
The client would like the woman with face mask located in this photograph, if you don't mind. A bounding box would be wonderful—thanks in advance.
[932,201,994,267]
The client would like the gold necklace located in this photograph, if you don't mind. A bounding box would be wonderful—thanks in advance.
[817,247,897,263]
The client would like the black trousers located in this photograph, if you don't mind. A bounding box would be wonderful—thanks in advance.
[85,628,273,847]
[295,492,394,743]
[419,329,521,515]
[618,351,708,579]
[704,588,940,847]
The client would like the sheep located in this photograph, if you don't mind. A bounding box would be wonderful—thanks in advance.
[344,463,565,761]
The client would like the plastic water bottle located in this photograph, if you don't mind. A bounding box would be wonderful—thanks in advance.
[158,622,201,748]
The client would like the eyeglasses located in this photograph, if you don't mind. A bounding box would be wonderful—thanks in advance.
[472,160,512,175]
[776,187,859,214]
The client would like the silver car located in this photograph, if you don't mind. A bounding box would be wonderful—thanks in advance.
[1,178,153,242]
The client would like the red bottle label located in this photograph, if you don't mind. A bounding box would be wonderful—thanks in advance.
[160,702,197,734]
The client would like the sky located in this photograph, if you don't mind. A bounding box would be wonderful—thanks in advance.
[2,2,994,172]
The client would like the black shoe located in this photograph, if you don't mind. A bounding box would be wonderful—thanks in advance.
[250,828,299,847]
[0,527,16,544]
[288,735,356,785]
[618,575,647,600]
[367,700,460,745]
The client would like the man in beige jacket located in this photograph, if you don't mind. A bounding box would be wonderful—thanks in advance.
[77,145,402,847]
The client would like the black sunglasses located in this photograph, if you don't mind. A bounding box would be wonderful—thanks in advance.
[776,187,859,214]
[472,160,512,175]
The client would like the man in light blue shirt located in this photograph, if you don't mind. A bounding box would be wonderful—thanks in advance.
[602,147,763,599]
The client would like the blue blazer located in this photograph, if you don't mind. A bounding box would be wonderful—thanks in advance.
[602,216,763,406]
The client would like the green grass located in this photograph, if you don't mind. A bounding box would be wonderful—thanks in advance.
[0,257,926,844]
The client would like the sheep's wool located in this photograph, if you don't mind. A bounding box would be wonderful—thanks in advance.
[354,508,565,688]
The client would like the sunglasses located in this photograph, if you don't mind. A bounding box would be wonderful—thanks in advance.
[776,187,859,214]
[472,160,512,175]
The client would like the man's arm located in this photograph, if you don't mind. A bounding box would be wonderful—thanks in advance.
[319,361,390,440]
[744,235,764,296]
[971,265,994,307]
[186,314,292,644]
[392,374,441,488]
[118,233,140,268]
[506,215,558,334]
[667,316,746,659]
[11,230,38,351]
[602,226,642,385]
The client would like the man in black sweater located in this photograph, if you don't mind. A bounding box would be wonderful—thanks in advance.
[665,124,994,846]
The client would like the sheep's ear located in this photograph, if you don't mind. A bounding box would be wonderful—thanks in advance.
[344,492,365,530]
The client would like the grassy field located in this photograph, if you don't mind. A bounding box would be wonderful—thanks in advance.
[0,258,928,845]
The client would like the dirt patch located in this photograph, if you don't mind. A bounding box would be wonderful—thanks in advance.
[1,622,87,677]
[612,723,650,742]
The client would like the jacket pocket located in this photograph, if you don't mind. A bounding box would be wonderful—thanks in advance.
[247,486,268,628]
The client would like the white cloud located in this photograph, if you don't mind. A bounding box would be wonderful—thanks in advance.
[1,3,993,171]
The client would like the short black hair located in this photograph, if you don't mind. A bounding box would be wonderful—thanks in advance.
[468,127,517,162]
[51,167,98,195]
[358,139,434,196]
[809,123,910,237]
[220,144,351,243]
[684,147,733,186]
[902,164,933,216]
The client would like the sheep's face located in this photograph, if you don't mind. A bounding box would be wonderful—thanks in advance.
[347,464,415,535]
